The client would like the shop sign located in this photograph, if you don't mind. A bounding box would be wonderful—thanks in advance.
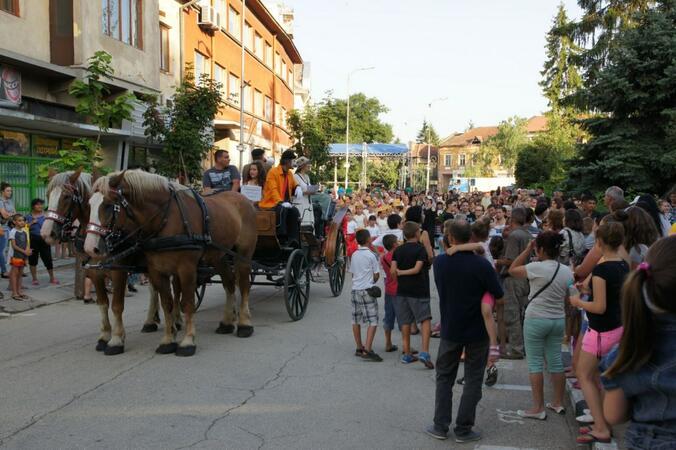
[0,65,21,107]
[32,135,60,157]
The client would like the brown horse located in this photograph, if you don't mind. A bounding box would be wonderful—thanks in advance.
[41,170,182,354]
[84,170,258,356]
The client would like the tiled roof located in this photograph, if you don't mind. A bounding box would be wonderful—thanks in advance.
[526,115,548,133]
[440,126,499,147]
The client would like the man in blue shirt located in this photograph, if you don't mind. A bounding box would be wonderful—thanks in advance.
[427,219,504,444]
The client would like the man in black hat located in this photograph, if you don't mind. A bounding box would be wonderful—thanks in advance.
[260,150,301,247]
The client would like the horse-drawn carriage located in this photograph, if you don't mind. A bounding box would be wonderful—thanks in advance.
[194,192,347,321]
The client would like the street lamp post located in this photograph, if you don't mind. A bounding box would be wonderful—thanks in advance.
[344,66,374,191]
[425,97,447,193]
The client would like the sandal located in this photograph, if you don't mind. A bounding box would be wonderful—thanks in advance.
[361,350,383,362]
[576,433,611,444]
[385,345,398,352]
[12,295,23,301]
[83,298,95,304]
[355,347,366,357]
[31,280,39,286]
[578,426,592,435]
[19,294,29,300]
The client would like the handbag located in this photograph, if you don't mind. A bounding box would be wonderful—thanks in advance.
[528,262,560,302]
[366,285,382,298]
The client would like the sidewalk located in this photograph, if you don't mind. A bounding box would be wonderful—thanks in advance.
[0,257,77,315]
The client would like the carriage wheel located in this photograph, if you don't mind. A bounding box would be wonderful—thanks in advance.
[328,230,346,297]
[194,282,207,312]
[284,249,310,321]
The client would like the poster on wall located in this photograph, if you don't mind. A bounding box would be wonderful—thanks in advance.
[0,65,21,107]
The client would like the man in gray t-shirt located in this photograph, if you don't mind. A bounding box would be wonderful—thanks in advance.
[202,150,241,193]
[496,208,533,358]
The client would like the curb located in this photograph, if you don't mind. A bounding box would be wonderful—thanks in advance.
[565,373,619,449]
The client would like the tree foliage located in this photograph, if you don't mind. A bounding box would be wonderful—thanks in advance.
[143,65,224,183]
[566,1,676,195]
[416,120,440,145]
[485,116,529,174]
[541,4,583,111]
[38,51,136,181]
[287,104,332,181]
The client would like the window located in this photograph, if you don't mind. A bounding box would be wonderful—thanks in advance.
[459,154,466,166]
[254,32,263,59]
[229,73,239,105]
[281,107,287,128]
[0,0,19,16]
[102,0,142,48]
[243,84,252,112]
[194,51,210,83]
[444,154,451,167]
[244,22,253,49]
[214,64,226,98]
[274,102,281,125]
[254,89,263,116]
[281,60,287,79]
[264,96,272,122]
[264,42,272,67]
[159,24,170,72]
[228,6,240,40]
[274,52,281,75]
[288,69,294,86]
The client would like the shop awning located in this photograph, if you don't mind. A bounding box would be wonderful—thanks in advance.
[328,143,408,156]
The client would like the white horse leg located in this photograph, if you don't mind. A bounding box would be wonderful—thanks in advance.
[176,267,197,357]
[104,272,127,355]
[92,275,111,352]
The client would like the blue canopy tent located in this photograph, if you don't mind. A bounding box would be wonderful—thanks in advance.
[328,143,409,191]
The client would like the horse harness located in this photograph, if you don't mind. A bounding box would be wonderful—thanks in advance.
[86,186,247,271]
[45,182,86,247]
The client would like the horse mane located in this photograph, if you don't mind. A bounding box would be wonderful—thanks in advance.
[103,169,174,204]
[46,171,92,197]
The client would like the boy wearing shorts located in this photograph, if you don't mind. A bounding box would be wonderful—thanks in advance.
[349,229,382,362]
[391,221,434,369]
[380,234,400,353]
[8,214,31,300]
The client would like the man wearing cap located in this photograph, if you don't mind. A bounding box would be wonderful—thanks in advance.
[260,150,301,247]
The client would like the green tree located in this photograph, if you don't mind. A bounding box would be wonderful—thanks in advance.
[287,104,332,182]
[38,51,136,179]
[515,144,558,187]
[367,159,401,189]
[315,92,393,144]
[566,0,654,86]
[484,116,529,174]
[416,120,440,145]
[566,1,676,194]
[143,65,224,183]
[540,3,583,110]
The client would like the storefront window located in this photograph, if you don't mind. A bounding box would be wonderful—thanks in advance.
[0,129,29,156]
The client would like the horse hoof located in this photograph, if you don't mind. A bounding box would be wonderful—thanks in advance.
[155,343,178,354]
[95,339,108,352]
[104,345,124,356]
[141,323,159,333]
[215,322,235,334]
[175,345,196,357]
[237,325,254,338]
[175,322,183,332]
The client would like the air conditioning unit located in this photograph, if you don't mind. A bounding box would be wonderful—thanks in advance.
[198,5,217,29]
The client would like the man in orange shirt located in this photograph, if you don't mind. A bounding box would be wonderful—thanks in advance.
[260,150,301,247]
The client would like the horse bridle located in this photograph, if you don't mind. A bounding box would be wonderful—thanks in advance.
[86,187,172,256]
[44,183,85,242]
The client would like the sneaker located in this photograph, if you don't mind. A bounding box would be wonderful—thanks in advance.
[576,413,594,424]
[400,353,418,364]
[50,279,60,285]
[456,377,465,385]
[419,352,434,369]
[127,284,138,293]
[454,430,481,443]
[425,425,447,440]
[485,365,498,387]
[361,350,383,362]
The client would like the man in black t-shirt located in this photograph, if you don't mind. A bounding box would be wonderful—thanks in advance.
[391,221,434,369]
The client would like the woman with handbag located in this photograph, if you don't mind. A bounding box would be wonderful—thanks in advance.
[509,231,574,420]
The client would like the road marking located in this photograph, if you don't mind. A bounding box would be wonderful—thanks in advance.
[495,409,525,425]
[0,312,10,317]
[490,384,532,391]
[475,446,537,450]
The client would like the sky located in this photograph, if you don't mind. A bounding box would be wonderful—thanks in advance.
[285,0,582,143]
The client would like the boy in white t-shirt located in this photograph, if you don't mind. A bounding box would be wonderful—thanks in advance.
[366,215,380,241]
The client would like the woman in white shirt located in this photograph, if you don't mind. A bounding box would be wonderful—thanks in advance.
[293,157,314,227]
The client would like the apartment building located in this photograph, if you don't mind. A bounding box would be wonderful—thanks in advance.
[0,0,160,211]
[151,0,304,171]
[437,116,548,189]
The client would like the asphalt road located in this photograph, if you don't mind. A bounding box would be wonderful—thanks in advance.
[0,270,580,449]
